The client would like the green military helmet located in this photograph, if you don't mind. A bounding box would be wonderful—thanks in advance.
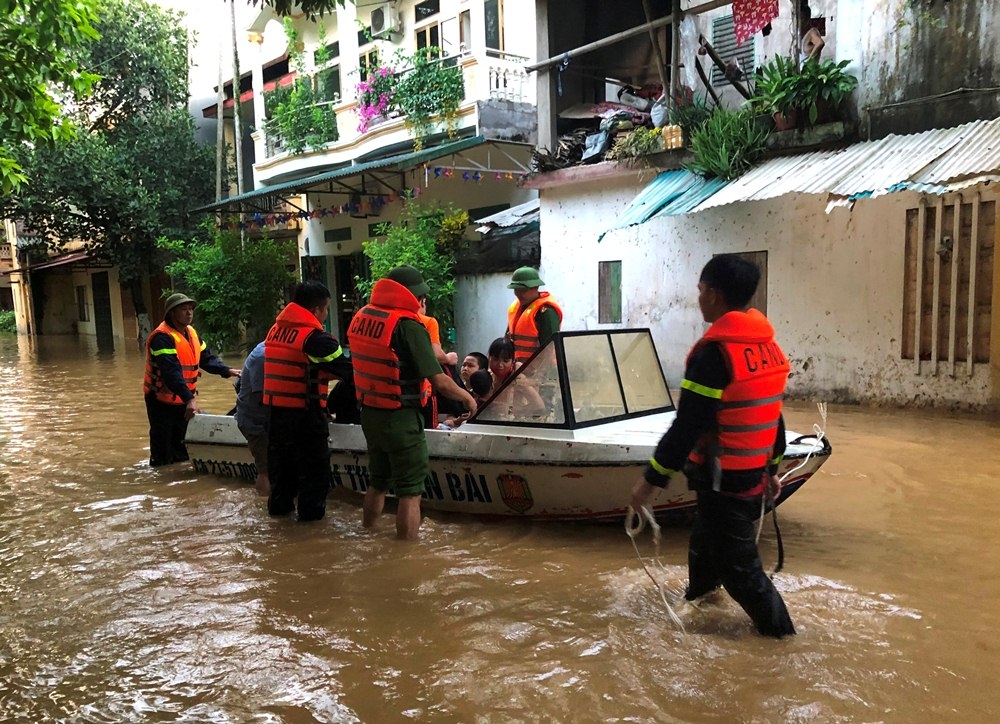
[164,293,197,316]
[387,264,430,298]
[507,266,544,289]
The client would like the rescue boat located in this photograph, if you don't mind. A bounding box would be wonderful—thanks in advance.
[184,329,832,520]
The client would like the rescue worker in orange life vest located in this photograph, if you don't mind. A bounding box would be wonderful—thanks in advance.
[143,293,240,467]
[506,267,562,365]
[263,281,353,522]
[348,265,476,540]
[629,254,795,638]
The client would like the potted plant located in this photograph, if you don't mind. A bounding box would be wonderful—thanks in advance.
[355,65,397,133]
[753,56,858,129]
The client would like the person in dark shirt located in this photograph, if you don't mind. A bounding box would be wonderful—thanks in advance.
[629,254,795,638]
[143,293,240,467]
[234,341,269,495]
[263,282,353,522]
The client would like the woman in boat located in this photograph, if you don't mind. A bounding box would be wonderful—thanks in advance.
[485,337,546,420]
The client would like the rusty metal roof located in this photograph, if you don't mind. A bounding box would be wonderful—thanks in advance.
[691,116,1000,212]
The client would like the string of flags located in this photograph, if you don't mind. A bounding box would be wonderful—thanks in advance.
[217,163,527,231]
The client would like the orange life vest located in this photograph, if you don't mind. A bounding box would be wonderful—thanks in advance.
[143,321,202,405]
[506,292,563,363]
[262,303,330,409]
[687,309,789,477]
[348,278,432,410]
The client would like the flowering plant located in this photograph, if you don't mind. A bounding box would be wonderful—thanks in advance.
[356,66,396,132]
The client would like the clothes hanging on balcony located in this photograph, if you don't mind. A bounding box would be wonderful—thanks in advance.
[733,0,779,45]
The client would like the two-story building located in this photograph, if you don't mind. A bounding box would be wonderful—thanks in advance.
[204,0,542,353]
[520,0,1000,410]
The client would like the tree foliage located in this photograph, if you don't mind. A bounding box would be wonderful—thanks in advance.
[358,203,469,340]
[0,0,99,195]
[1,0,214,315]
[159,225,296,353]
[249,0,346,20]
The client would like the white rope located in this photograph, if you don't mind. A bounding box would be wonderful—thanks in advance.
[755,401,829,544]
[625,505,685,632]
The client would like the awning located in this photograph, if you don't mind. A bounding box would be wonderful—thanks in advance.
[3,250,109,275]
[197,135,532,215]
[598,170,726,240]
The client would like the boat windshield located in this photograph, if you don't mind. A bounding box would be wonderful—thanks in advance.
[471,329,673,428]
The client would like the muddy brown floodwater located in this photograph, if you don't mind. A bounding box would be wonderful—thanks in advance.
[1,334,999,722]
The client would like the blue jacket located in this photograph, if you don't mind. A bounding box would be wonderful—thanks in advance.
[235,342,267,437]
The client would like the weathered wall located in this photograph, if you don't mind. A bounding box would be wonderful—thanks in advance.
[540,176,999,410]
[844,0,1000,137]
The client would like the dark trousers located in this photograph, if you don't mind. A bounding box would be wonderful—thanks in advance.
[687,490,796,638]
[267,407,332,521]
[145,394,189,467]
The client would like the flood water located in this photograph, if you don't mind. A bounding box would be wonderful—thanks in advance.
[2,333,999,722]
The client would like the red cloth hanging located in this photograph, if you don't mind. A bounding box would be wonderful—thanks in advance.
[733,0,779,45]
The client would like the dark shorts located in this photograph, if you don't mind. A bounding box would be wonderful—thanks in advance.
[361,406,428,498]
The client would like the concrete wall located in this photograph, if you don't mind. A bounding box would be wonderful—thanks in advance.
[541,176,1000,410]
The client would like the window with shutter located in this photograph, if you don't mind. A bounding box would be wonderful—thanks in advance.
[710,15,755,87]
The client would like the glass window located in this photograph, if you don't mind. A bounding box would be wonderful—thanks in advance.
[415,0,440,21]
[611,332,671,413]
[475,339,564,425]
[359,48,380,81]
[485,0,503,51]
[416,23,441,56]
[316,66,341,102]
[564,335,626,423]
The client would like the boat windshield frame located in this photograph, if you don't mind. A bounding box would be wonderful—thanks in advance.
[468,328,675,430]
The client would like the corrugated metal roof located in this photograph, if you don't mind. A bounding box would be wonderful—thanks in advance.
[599,170,713,240]
[475,198,540,230]
[691,117,1000,212]
[653,176,729,217]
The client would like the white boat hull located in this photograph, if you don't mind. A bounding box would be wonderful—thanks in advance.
[186,412,831,520]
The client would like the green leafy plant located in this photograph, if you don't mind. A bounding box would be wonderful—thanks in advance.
[356,202,469,337]
[0,310,16,334]
[668,88,716,138]
[686,107,769,180]
[264,19,339,155]
[392,50,465,149]
[752,56,858,126]
[159,222,297,352]
[605,127,664,162]
[353,46,465,149]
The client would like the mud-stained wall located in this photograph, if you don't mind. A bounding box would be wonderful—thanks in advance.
[846,0,1000,137]
[542,178,999,410]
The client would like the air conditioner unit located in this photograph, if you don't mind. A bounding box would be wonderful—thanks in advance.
[371,3,400,38]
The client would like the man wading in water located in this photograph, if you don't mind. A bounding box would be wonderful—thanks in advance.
[629,254,795,638]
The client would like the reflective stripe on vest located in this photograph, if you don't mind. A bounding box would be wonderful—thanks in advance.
[262,304,331,409]
[506,292,563,363]
[686,310,789,474]
[348,305,430,409]
[142,321,201,405]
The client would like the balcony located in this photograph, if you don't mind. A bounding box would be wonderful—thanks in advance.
[252,47,536,185]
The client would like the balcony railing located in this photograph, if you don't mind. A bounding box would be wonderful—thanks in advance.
[472,49,533,105]
[264,96,340,159]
